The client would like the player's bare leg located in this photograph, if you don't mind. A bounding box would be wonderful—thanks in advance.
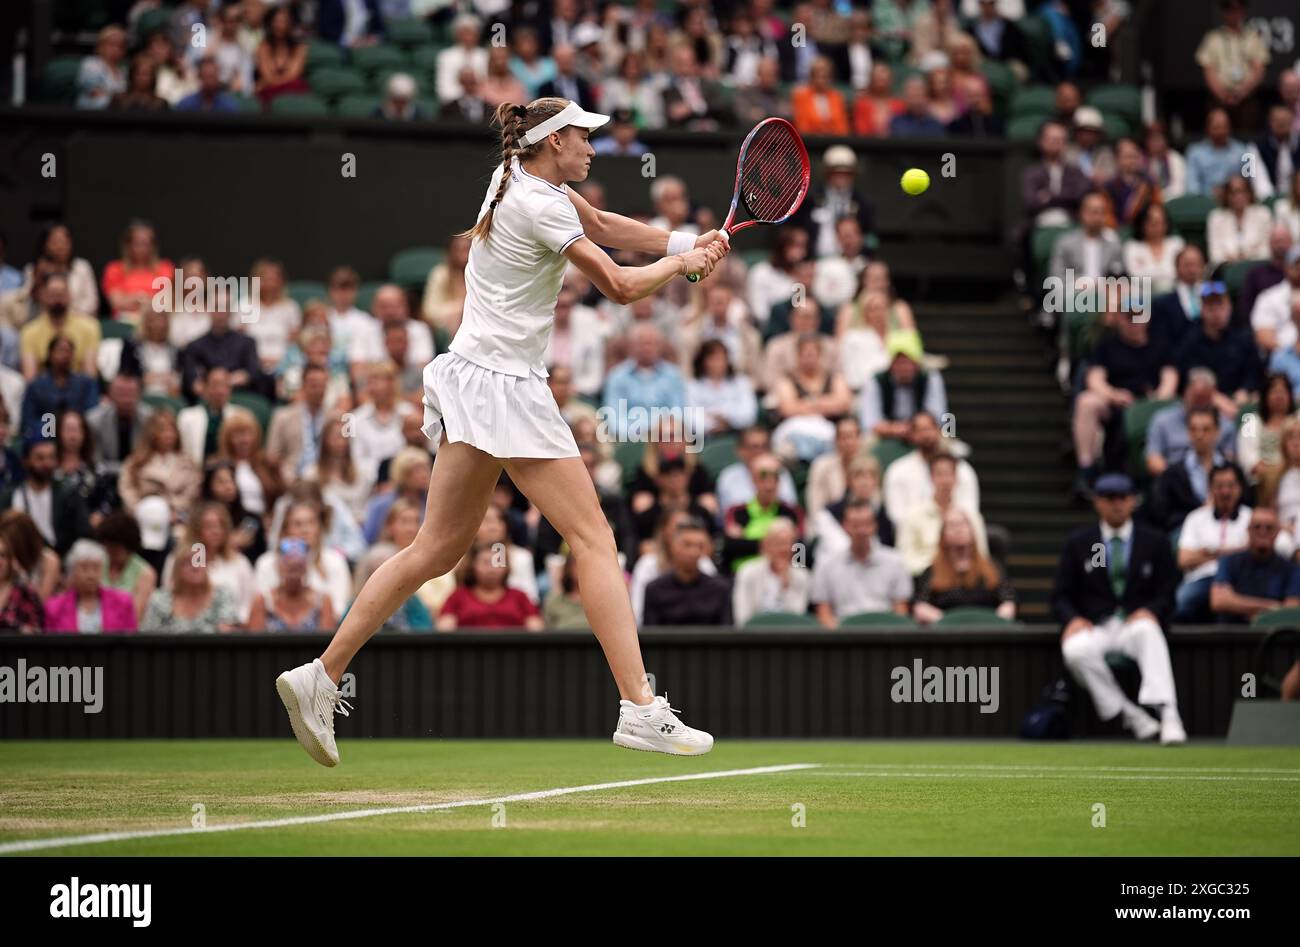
[276,437,501,766]
[502,455,713,755]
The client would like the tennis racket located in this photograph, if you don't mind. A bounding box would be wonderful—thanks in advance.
[686,117,812,282]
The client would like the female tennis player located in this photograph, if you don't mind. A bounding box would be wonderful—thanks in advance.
[277,97,729,766]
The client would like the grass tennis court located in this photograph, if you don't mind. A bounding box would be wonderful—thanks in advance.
[2,740,1297,856]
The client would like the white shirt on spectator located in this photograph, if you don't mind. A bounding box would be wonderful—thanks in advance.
[882,449,981,527]
[1123,236,1185,294]
[1251,279,1300,352]
[436,45,489,104]
[11,482,54,546]
[349,400,416,483]
[1207,206,1273,266]
[1179,503,1294,583]
[254,546,353,617]
[243,298,302,367]
[732,557,811,626]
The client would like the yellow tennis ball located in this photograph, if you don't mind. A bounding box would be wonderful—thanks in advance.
[901,168,930,196]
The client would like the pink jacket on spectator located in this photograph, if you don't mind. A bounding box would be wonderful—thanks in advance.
[43,588,138,634]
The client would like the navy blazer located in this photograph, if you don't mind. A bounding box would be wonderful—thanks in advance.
[1051,521,1178,629]
[317,0,384,45]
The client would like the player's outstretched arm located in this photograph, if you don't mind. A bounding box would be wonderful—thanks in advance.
[564,236,727,304]
[566,186,727,255]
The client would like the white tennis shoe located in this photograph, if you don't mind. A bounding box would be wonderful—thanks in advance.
[276,659,351,767]
[1159,705,1187,746]
[613,694,714,756]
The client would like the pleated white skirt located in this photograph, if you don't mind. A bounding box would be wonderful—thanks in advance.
[421,352,579,459]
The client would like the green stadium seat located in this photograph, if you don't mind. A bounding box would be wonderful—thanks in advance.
[230,95,261,113]
[1009,84,1056,118]
[99,319,135,342]
[1031,225,1070,278]
[410,44,449,75]
[1221,258,1266,299]
[350,45,411,77]
[336,94,383,117]
[1251,607,1300,628]
[743,612,821,629]
[1086,85,1142,126]
[1100,111,1131,140]
[136,8,171,39]
[230,391,274,440]
[356,281,385,313]
[414,96,440,119]
[387,17,436,48]
[871,436,910,473]
[142,393,186,417]
[1124,397,1177,476]
[614,441,646,490]
[839,612,917,628]
[270,93,330,116]
[934,607,1018,627]
[1007,114,1046,141]
[40,56,83,104]
[1164,194,1217,237]
[307,41,346,71]
[309,66,366,100]
[979,60,1016,108]
[890,66,922,94]
[285,280,328,309]
[698,433,739,480]
[1017,15,1057,82]
[389,247,443,287]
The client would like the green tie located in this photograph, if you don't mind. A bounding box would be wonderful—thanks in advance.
[1109,536,1127,617]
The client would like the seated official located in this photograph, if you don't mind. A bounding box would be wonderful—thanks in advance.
[1051,473,1185,744]
[731,518,810,627]
[913,509,1016,625]
[643,517,733,626]
[1210,506,1300,624]
[810,498,912,628]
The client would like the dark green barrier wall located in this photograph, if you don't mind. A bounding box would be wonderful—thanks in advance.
[0,627,1290,740]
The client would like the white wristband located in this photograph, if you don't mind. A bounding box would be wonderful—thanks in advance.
[666,230,696,257]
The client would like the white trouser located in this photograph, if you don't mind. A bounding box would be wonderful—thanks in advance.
[1061,615,1178,721]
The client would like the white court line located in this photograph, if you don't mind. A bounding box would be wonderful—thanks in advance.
[820,763,1300,774]
[820,771,1300,782]
[0,763,819,855]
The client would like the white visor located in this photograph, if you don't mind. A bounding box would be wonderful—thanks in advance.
[520,101,609,146]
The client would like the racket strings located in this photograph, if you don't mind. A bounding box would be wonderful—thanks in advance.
[739,126,807,222]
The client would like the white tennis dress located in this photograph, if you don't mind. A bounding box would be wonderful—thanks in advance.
[422,156,586,459]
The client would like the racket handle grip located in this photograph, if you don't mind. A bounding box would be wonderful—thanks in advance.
[684,228,729,282]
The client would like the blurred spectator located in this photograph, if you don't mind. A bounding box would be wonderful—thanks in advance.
[350,497,438,629]
[178,366,252,463]
[948,76,1004,137]
[439,541,542,630]
[1020,120,1092,232]
[763,301,836,391]
[1145,367,1239,478]
[1052,472,1183,743]
[254,5,309,106]
[545,288,607,396]
[256,498,350,616]
[0,403,21,494]
[1072,307,1178,491]
[1047,192,1125,309]
[77,26,128,110]
[192,4,253,96]
[1067,107,1115,183]
[643,517,732,626]
[0,511,60,600]
[96,511,157,622]
[45,541,137,633]
[202,459,265,562]
[872,0,928,62]
[806,416,867,531]
[859,331,947,445]
[1276,171,1300,242]
[882,410,979,529]
[661,42,730,129]
[305,414,372,527]
[248,537,338,632]
[1186,108,1246,199]
[0,233,18,295]
[592,108,648,156]
[795,146,876,262]
[1174,283,1260,408]
[547,364,597,428]
[1237,372,1294,483]
[142,552,240,633]
[1148,245,1207,354]
[475,505,538,604]
[602,324,686,438]
[481,47,529,109]
[19,273,100,381]
[853,62,902,136]
[510,27,555,100]
[350,362,417,484]
[811,499,911,626]
[924,60,963,126]
[1174,462,1265,621]
[724,9,781,87]
[1196,0,1269,132]
[715,425,798,516]
[1250,245,1300,355]
[1210,506,1300,622]
[813,453,895,556]
[913,508,1015,624]
[119,411,202,519]
[21,336,99,440]
[1148,407,1229,532]
[1245,105,1299,202]
[721,452,803,571]
[1208,174,1272,265]
[814,216,872,309]
[1053,80,1081,125]
[110,54,168,112]
[631,456,716,553]
[87,374,152,473]
[243,258,300,371]
[1266,416,1300,528]
[771,335,853,461]
[679,284,762,388]
[601,49,665,128]
[361,445,430,545]
[746,228,808,329]
[1123,203,1184,294]
[421,237,470,334]
[792,56,850,136]
[0,530,44,633]
[326,266,382,376]
[539,44,597,112]
[317,0,383,47]
[1239,225,1294,322]
[543,554,589,629]
[165,257,212,349]
[168,0,208,50]
[20,224,98,317]
[161,501,255,622]
[1104,137,1158,227]
[54,410,111,524]
[1144,121,1187,201]
[369,284,433,371]
[967,0,1028,70]
[910,0,963,65]
[217,412,283,521]
[732,517,809,626]
[145,29,195,105]
[101,220,173,324]
[898,453,989,575]
[119,308,181,396]
[372,72,424,120]
[889,76,946,137]
[267,363,330,482]
[437,14,489,103]
[687,339,757,436]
